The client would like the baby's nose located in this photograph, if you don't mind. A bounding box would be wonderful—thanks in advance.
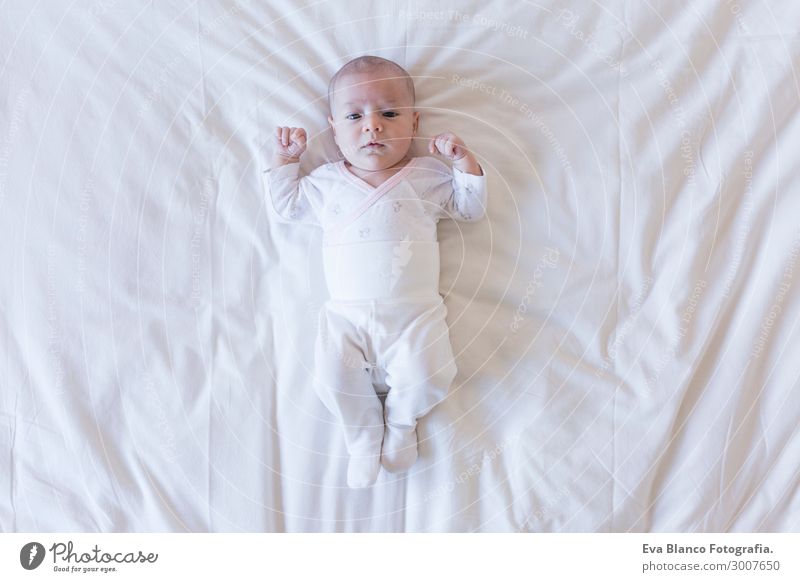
[362,114,382,132]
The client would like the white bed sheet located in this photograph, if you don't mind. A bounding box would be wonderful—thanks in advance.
[1,0,798,532]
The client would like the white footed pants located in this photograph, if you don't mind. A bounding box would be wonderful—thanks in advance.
[314,297,457,458]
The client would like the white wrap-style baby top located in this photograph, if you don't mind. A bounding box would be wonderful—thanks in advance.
[265,156,487,300]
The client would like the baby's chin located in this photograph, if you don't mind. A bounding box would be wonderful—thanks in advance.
[345,149,412,172]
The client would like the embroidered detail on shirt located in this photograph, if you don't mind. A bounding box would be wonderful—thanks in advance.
[392,201,403,212]
[332,203,341,215]
[359,227,370,238]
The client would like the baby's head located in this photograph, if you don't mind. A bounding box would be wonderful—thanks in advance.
[327,56,419,172]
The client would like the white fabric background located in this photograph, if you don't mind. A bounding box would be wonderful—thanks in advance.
[1,0,798,532]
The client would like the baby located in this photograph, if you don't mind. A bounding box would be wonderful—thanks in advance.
[265,56,486,488]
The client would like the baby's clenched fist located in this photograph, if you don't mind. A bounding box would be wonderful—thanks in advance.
[429,131,482,176]
[274,126,307,161]
[429,132,469,161]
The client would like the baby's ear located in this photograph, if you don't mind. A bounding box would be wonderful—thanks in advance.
[412,111,420,135]
[327,115,336,136]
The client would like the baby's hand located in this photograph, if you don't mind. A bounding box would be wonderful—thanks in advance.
[429,131,483,175]
[428,131,469,161]
[274,126,307,161]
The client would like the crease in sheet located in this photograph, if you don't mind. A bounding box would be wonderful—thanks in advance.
[194,1,214,532]
[610,0,630,533]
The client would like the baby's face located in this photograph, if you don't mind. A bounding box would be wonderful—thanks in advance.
[328,72,419,172]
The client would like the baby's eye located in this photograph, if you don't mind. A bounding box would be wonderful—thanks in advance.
[345,113,361,120]
[382,111,398,118]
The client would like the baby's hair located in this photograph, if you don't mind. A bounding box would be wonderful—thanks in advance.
[327,55,415,112]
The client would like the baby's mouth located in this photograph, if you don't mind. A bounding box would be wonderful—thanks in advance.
[362,141,385,150]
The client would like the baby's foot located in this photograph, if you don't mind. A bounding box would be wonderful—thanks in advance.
[380,424,418,473]
[347,451,380,488]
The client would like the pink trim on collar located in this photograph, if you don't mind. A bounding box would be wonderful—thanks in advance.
[328,158,418,240]
[336,158,418,196]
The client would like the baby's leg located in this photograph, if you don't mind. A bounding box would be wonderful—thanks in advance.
[381,299,458,472]
[315,302,384,488]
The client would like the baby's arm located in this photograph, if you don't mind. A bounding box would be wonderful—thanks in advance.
[426,132,487,222]
[264,126,320,225]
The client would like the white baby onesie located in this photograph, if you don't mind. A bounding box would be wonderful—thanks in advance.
[265,156,487,487]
